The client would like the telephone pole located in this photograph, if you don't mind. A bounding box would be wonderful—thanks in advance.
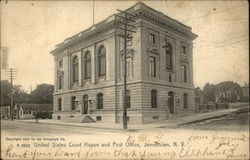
[116,9,136,130]
[4,68,18,120]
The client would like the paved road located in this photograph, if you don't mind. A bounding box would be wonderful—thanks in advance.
[2,108,248,137]
[1,120,128,136]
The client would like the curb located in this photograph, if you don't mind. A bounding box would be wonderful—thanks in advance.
[16,120,139,131]
[178,114,229,126]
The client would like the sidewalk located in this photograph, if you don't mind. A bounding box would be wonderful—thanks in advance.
[16,108,241,130]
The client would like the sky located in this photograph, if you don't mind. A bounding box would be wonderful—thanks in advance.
[1,0,249,92]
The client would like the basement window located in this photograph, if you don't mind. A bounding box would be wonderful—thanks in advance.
[96,116,102,121]
[153,116,159,119]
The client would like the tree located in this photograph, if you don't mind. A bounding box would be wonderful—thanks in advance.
[1,80,11,106]
[30,84,54,104]
[202,83,217,104]
[215,81,243,103]
[195,87,203,104]
[0,80,30,106]
[201,81,243,104]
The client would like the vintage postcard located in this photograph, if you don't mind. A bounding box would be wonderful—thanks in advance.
[1,0,249,160]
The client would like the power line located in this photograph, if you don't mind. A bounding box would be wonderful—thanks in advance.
[182,4,246,23]
[193,37,248,51]
[193,47,248,62]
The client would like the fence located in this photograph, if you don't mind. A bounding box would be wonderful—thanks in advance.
[197,103,229,112]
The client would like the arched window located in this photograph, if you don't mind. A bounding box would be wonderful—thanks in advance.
[71,96,76,110]
[151,90,157,108]
[182,65,187,82]
[84,52,91,79]
[72,56,79,82]
[97,93,103,109]
[166,43,172,70]
[98,46,106,77]
[183,93,188,109]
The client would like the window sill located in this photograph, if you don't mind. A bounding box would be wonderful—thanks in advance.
[97,76,106,82]
[165,69,174,73]
[72,81,80,88]
[83,79,91,85]
[70,110,80,113]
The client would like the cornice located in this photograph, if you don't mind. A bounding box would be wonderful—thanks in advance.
[136,10,197,41]
[51,2,197,56]
[51,20,117,55]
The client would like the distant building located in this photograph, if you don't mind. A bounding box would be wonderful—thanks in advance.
[51,2,197,124]
[16,103,52,119]
[215,90,241,103]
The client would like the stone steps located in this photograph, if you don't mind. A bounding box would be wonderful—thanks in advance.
[60,115,95,123]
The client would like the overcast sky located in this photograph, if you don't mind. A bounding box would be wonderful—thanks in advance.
[1,1,249,92]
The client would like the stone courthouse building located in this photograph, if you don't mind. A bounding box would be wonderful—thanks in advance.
[51,2,198,124]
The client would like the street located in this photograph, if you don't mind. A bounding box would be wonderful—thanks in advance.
[1,110,249,136]
[1,120,125,136]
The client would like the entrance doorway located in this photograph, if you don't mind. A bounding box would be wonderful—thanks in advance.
[83,95,88,114]
[168,91,174,114]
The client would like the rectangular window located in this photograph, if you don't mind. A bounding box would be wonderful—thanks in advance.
[72,97,76,110]
[29,111,31,114]
[182,46,186,54]
[168,74,172,82]
[149,56,156,77]
[96,116,102,121]
[184,94,188,109]
[97,94,103,109]
[58,60,63,68]
[149,33,156,44]
[182,65,187,82]
[58,98,62,111]
[151,90,157,108]
[153,116,159,119]
[58,75,63,89]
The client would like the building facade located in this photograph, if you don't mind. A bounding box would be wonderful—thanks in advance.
[51,2,198,124]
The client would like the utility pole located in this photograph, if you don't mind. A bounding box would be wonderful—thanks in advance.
[10,68,13,120]
[4,68,18,120]
[116,9,136,130]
